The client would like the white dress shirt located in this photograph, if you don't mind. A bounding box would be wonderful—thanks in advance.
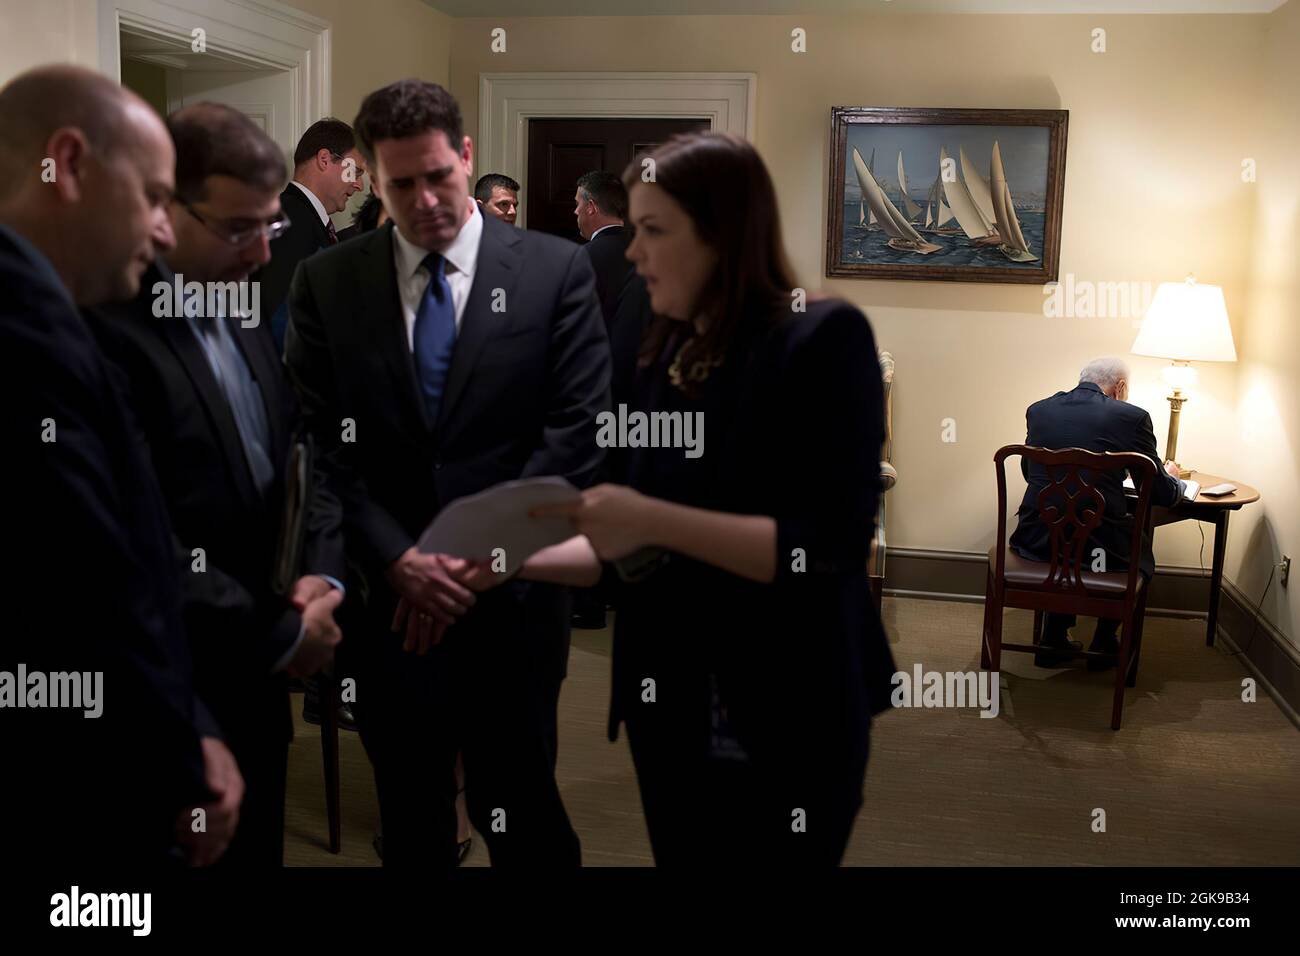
[589,222,622,241]
[392,197,483,350]
[291,180,330,227]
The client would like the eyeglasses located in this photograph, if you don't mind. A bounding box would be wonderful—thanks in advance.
[178,199,292,246]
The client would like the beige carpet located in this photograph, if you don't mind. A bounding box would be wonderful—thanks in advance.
[284,597,1300,867]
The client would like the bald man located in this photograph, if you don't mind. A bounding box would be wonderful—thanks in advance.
[0,65,242,866]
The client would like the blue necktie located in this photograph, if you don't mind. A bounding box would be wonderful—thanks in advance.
[413,253,457,424]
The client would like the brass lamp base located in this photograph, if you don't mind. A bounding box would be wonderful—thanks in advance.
[1164,389,1193,478]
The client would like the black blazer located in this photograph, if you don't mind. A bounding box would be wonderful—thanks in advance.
[0,226,211,863]
[86,262,346,741]
[581,225,650,479]
[581,225,633,329]
[257,184,335,347]
[285,214,611,673]
[608,299,896,762]
[1010,381,1183,578]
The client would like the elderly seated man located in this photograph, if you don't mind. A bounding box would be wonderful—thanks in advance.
[1010,357,1185,669]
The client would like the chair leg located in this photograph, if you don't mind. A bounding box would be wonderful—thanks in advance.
[1032,610,1044,647]
[321,673,342,854]
[987,589,1004,674]
[980,570,994,670]
[1111,611,1134,730]
[1126,588,1150,689]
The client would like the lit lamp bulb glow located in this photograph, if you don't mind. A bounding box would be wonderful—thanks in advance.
[1162,361,1197,392]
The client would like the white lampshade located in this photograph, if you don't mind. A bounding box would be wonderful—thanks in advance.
[1131,280,1237,363]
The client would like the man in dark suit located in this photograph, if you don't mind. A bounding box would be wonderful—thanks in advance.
[1010,357,1186,667]
[571,170,652,627]
[0,65,242,866]
[256,118,365,351]
[573,169,653,459]
[574,171,634,321]
[285,79,610,867]
[86,103,347,866]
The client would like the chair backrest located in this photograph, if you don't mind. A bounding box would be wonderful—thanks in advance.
[993,444,1157,596]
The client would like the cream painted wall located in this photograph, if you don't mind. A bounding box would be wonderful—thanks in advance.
[449,12,1266,577]
[1227,0,1299,644]
[284,0,450,123]
[0,0,99,82]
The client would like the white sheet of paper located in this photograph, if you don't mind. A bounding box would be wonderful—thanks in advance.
[1121,473,1199,501]
[416,476,581,574]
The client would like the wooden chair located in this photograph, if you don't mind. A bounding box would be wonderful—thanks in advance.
[868,350,895,612]
[980,445,1157,730]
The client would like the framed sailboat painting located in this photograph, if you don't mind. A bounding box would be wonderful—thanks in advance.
[826,107,1068,283]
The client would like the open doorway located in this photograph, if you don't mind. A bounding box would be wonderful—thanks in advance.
[525,117,710,241]
[119,29,296,169]
[101,0,338,219]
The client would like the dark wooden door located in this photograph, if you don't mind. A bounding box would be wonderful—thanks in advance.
[525,117,710,240]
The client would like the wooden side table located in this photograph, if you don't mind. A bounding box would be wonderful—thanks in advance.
[1151,472,1260,647]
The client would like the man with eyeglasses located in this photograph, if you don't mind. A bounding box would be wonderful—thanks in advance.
[86,101,348,867]
[257,118,366,352]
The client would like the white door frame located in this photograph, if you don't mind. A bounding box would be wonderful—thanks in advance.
[98,0,331,139]
[478,72,756,229]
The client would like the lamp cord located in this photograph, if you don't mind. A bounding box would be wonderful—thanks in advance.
[1225,564,1276,660]
[1197,518,1277,660]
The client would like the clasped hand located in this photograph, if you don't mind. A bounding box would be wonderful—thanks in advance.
[387,548,481,655]
[387,484,656,654]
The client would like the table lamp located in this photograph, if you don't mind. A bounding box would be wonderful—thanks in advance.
[1130,276,1236,478]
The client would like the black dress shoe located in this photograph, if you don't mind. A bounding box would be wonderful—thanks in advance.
[1034,633,1083,668]
[302,693,358,732]
[1087,633,1120,671]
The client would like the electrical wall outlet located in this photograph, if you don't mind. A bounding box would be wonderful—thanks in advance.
[1282,556,1291,588]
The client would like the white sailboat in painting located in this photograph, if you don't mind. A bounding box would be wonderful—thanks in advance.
[989,140,1038,262]
[959,145,998,233]
[939,145,999,245]
[920,152,961,235]
[851,147,941,255]
[896,151,925,223]
[858,148,878,228]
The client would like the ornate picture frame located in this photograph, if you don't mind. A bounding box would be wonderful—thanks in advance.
[826,107,1068,284]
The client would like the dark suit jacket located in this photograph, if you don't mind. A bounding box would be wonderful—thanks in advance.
[257,184,334,350]
[0,225,211,864]
[284,213,610,678]
[581,225,650,481]
[1010,381,1184,578]
[582,225,633,328]
[86,261,346,743]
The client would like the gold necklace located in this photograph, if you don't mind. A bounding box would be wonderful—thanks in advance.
[668,340,724,389]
